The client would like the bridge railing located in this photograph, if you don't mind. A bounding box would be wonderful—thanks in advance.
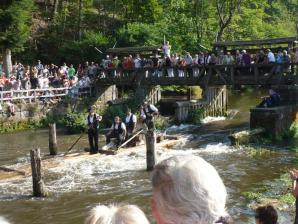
[0,86,92,104]
[95,63,298,85]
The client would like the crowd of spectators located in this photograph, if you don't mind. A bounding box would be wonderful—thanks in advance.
[96,44,298,78]
[0,42,297,93]
[0,60,92,92]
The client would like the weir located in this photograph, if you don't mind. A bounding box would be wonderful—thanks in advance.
[175,86,227,122]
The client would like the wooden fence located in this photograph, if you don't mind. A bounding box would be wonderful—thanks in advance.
[0,87,92,104]
[175,86,227,122]
[145,86,161,105]
[204,86,227,117]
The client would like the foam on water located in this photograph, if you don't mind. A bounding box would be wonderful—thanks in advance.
[201,116,226,124]
[165,124,198,134]
[0,139,237,200]
[198,143,236,154]
[0,216,10,224]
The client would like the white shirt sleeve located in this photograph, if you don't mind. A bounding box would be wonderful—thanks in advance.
[96,114,102,121]
[132,115,137,123]
[121,123,126,131]
[149,104,158,112]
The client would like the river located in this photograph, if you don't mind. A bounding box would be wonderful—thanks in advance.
[0,89,297,224]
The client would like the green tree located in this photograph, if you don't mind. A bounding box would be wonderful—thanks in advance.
[0,0,34,75]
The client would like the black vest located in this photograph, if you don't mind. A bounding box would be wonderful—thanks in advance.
[143,105,155,118]
[113,122,124,134]
[87,114,98,129]
[125,114,135,130]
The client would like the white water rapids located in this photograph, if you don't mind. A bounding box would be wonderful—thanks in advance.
[0,122,295,224]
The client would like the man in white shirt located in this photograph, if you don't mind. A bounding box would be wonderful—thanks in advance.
[162,41,171,57]
[106,116,127,147]
[266,49,276,63]
[86,106,102,154]
[134,54,142,69]
[140,101,158,130]
[125,108,137,135]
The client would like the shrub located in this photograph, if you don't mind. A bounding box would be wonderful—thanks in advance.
[188,108,205,125]
[63,112,86,134]
[102,105,127,128]
[289,121,298,139]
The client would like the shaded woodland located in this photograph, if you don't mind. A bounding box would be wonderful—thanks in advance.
[0,0,297,66]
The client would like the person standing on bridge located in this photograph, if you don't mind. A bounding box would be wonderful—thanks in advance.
[140,101,159,130]
[162,41,171,57]
[86,106,102,154]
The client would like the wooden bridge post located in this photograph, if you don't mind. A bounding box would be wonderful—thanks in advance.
[146,130,156,171]
[49,123,58,155]
[30,148,47,197]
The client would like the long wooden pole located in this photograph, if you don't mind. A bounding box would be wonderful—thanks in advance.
[49,123,58,155]
[118,129,143,149]
[146,130,156,171]
[64,134,84,155]
[30,148,47,197]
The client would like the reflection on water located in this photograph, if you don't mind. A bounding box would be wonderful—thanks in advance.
[0,89,296,224]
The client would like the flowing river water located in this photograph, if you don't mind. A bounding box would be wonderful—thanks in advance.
[0,89,297,224]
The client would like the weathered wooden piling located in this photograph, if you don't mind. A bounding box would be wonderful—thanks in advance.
[49,123,58,155]
[30,148,47,197]
[145,130,156,171]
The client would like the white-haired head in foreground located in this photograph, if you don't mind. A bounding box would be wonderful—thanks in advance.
[85,204,150,224]
[151,155,229,224]
[0,216,10,224]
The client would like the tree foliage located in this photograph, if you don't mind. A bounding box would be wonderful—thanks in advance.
[0,0,35,52]
[0,0,296,63]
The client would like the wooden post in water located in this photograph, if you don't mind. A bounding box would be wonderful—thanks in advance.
[49,123,58,155]
[30,148,47,197]
[146,130,156,171]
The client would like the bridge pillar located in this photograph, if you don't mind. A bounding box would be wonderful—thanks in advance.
[135,85,161,105]
[92,85,118,107]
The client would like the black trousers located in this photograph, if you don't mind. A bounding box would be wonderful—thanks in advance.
[106,131,124,146]
[88,128,98,154]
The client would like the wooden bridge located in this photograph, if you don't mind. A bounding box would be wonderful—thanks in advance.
[96,63,298,87]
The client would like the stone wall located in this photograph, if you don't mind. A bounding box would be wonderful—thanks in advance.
[92,85,117,108]
[250,106,297,138]
[250,85,298,138]
[0,103,46,120]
